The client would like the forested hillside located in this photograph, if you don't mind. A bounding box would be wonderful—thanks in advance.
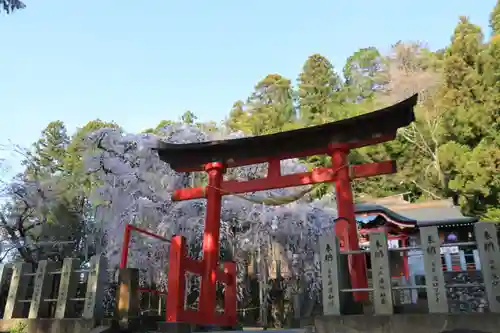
[0,2,498,265]
[222,9,499,220]
[150,10,500,222]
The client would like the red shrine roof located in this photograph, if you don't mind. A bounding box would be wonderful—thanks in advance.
[156,94,418,172]
[355,199,478,229]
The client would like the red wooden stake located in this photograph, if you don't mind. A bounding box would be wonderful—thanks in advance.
[222,261,237,325]
[166,235,187,322]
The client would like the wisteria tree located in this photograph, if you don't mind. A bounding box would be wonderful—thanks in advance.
[83,124,339,324]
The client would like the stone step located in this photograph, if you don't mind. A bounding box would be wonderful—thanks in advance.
[148,327,310,333]
[242,330,307,332]
[214,330,308,333]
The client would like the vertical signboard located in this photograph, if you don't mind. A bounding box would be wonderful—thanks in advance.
[55,258,80,319]
[420,226,448,313]
[83,255,108,319]
[369,232,393,314]
[319,234,341,315]
[474,222,500,313]
[3,262,32,319]
[29,260,57,318]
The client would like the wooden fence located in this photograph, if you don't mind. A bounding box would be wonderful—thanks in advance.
[320,222,500,315]
[1,222,499,322]
[0,255,107,320]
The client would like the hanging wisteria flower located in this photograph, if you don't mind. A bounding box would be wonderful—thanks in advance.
[83,124,339,298]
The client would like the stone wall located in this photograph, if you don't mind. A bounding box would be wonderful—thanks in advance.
[444,271,488,313]
[0,319,101,333]
[314,313,499,333]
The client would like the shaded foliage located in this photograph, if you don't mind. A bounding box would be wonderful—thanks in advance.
[1,0,24,14]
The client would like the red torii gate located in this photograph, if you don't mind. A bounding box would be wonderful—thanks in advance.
[156,94,417,326]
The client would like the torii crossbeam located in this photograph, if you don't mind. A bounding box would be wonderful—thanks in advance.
[156,94,417,325]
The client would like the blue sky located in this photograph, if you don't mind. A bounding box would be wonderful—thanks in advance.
[0,0,494,174]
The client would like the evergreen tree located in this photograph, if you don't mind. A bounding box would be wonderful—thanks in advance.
[181,110,197,125]
[226,100,251,133]
[343,47,388,102]
[243,74,295,135]
[490,0,500,36]
[434,16,499,217]
[297,54,342,125]
[439,17,486,146]
[25,121,70,177]
[143,120,175,134]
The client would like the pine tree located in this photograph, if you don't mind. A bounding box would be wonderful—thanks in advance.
[25,121,70,177]
[297,54,342,125]
[439,16,486,146]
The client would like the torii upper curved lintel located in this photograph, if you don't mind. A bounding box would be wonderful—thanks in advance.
[156,94,418,172]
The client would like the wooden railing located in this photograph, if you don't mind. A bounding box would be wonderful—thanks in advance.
[0,255,107,319]
[320,222,500,315]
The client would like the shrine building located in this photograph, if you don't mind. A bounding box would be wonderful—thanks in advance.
[353,197,479,280]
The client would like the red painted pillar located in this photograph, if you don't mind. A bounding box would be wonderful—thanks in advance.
[166,235,188,322]
[120,225,132,269]
[199,162,225,323]
[330,147,368,302]
[223,261,237,325]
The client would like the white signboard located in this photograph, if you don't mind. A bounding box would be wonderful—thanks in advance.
[361,239,400,249]
[388,239,399,249]
[440,246,459,254]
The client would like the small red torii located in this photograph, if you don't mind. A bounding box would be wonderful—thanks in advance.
[156,94,417,326]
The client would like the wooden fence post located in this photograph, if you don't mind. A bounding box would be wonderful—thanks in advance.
[473,249,481,270]
[369,232,393,315]
[257,248,268,328]
[55,258,80,319]
[116,268,140,329]
[149,282,160,315]
[3,262,32,319]
[420,226,448,313]
[0,263,11,308]
[474,222,500,313]
[459,251,467,271]
[319,234,342,315]
[0,263,10,289]
[29,260,59,318]
[83,255,108,320]
[443,253,453,271]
